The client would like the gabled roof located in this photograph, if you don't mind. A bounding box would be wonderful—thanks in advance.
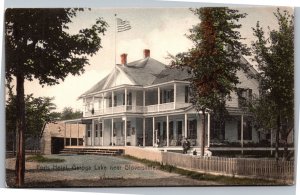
[79,74,109,98]
[79,55,258,98]
[79,57,167,98]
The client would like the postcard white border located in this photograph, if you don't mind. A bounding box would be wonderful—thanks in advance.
[0,1,299,195]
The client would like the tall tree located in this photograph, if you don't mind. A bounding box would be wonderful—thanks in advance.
[5,8,108,186]
[170,7,250,156]
[251,9,294,160]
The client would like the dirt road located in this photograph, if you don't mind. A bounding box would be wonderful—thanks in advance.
[6,154,221,187]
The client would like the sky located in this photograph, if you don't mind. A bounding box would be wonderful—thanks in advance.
[20,6,293,112]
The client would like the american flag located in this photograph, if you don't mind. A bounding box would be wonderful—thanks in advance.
[117,18,131,32]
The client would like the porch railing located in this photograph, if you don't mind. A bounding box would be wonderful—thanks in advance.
[84,102,190,117]
[159,102,174,111]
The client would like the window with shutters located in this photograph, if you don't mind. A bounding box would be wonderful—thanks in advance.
[95,124,98,137]
[237,88,252,107]
[99,123,103,137]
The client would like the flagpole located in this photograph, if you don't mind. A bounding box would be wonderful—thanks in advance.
[114,13,117,87]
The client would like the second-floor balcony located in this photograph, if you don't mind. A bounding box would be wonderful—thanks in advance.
[82,82,192,117]
[84,102,191,117]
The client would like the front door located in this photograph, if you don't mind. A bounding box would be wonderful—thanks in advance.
[86,124,92,146]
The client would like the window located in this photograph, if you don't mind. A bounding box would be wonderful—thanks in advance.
[177,121,183,137]
[87,124,91,137]
[169,121,173,139]
[127,92,132,105]
[188,119,197,139]
[237,88,252,107]
[123,93,125,105]
[169,89,174,102]
[156,122,161,137]
[185,86,189,103]
[95,124,98,137]
[127,121,131,136]
[114,95,117,106]
[99,123,103,137]
[162,122,167,139]
[211,119,225,141]
[109,96,112,107]
[161,89,174,103]
[237,120,252,140]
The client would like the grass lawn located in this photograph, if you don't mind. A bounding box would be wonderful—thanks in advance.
[26,154,65,163]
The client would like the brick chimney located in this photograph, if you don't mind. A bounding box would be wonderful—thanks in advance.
[120,53,127,65]
[144,49,150,58]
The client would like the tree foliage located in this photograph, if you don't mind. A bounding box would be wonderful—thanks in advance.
[60,107,83,120]
[5,8,108,85]
[170,7,250,155]
[5,8,108,186]
[251,9,294,159]
[6,86,57,151]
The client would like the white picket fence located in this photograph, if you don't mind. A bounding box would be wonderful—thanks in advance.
[161,152,294,180]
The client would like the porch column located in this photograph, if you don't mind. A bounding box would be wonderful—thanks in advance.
[241,115,244,155]
[64,122,66,147]
[83,98,86,117]
[124,117,127,146]
[143,117,146,147]
[125,88,127,111]
[92,96,95,115]
[111,118,114,146]
[77,122,79,146]
[158,87,160,112]
[69,123,72,146]
[207,113,210,148]
[174,83,177,109]
[184,113,188,138]
[102,93,104,114]
[167,115,169,147]
[102,119,104,146]
[112,91,114,113]
[92,120,95,146]
[152,117,155,146]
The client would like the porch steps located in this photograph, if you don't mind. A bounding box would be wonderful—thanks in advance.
[59,148,124,156]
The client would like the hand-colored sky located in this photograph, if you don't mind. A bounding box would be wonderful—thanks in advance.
[21,6,293,112]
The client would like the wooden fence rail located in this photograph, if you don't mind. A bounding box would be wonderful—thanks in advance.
[161,152,294,180]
